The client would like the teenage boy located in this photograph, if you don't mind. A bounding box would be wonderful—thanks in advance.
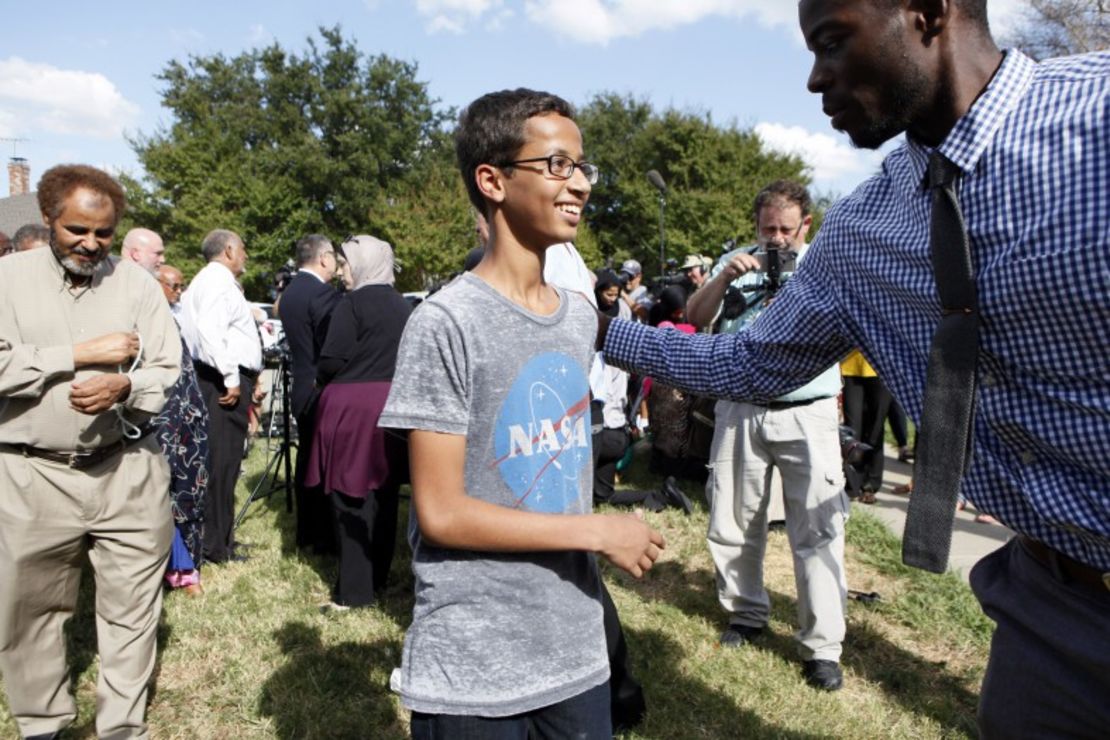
[380,89,665,738]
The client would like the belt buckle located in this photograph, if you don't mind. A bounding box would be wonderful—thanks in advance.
[1103,572,1110,592]
[68,451,93,469]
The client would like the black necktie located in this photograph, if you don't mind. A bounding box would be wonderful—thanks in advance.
[902,152,979,573]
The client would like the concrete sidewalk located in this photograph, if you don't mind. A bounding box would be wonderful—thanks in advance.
[853,446,1014,582]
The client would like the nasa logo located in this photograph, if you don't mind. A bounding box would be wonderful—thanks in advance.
[492,352,592,513]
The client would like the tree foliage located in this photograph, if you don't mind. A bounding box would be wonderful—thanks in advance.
[126,26,459,295]
[577,93,811,277]
[1004,0,1109,60]
[124,27,824,295]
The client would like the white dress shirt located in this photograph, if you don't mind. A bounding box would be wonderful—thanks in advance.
[543,242,596,307]
[178,262,262,388]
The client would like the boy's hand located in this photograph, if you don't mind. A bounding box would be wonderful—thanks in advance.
[597,511,665,578]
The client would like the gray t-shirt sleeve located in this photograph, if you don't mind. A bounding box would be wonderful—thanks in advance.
[380,302,470,435]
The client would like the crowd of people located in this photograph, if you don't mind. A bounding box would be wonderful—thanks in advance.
[0,1,1106,738]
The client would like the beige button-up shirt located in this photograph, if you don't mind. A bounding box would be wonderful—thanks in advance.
[0,248,181,451]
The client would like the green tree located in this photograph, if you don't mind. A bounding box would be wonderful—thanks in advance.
[577,93,811,277]
[125,26,453,297]
[365,133,477,292]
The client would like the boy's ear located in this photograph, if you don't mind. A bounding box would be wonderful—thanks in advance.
[475,163,507,206]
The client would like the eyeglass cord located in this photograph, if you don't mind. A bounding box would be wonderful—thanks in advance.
[117,332,145,440]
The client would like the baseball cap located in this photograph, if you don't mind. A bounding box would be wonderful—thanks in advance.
[620,259,642,277]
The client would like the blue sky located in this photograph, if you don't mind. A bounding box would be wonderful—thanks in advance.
[2,0,1023,200]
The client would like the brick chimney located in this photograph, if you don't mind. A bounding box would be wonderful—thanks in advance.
[8,158,30,196]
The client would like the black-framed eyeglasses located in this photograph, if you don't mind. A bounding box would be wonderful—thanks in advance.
[500,154,599,185]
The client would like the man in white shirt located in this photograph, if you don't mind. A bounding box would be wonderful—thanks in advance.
[178,229,262,564]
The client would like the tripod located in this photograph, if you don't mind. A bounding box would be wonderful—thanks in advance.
[234,352,295,529]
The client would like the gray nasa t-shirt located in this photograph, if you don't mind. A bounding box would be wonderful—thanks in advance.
[379,272,607,717]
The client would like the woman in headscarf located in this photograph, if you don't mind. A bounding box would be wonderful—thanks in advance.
[306,235,412,608]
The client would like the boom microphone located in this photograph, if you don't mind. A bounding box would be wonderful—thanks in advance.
[646,169,667,195]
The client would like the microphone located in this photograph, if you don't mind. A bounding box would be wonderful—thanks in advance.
[646,170,667,195]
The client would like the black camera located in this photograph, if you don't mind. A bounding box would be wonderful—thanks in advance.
[720,285,750,320]
[741,246,797,299]
[262,336,292,367]
[839,425,874,465]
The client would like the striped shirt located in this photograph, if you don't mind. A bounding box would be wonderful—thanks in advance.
[604,50,1110,570]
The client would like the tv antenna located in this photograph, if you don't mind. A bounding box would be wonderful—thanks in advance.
[0,138,30,158]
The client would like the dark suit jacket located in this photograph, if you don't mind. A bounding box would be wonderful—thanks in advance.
[278,271,340,419]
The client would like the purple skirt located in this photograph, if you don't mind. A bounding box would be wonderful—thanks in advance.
[306,381,397,498]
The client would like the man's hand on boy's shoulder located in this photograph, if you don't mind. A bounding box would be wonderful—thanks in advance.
[594,511,665,578]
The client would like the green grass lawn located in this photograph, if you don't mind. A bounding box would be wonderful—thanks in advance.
[1,438,991,738]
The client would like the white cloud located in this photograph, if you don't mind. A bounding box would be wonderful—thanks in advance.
[416,0,505,33]
[754,121,884,189]
[523,0,793,45]
[409,0,794,44]
[0,58,140,140]
[485,8,516,31]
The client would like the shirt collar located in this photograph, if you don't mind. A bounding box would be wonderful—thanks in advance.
[906,49,1037,186]
[46,246,114,297]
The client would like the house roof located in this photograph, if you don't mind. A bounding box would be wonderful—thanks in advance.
[0,192,42,238]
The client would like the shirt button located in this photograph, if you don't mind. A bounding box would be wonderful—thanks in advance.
[981,372,996,387]
[1020,450,1035,465]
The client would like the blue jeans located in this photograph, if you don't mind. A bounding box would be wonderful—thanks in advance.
[410,680,611,740]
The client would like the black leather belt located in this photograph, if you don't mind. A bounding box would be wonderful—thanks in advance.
[1,425,155,470]
[749,397,827,410]
[1019,535,1110,594]
[238,365,261,381]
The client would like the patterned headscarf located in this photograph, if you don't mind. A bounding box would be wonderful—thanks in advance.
[341,234,395,289]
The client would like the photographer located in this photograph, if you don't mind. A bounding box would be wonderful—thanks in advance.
[683,180,849,692]
[617,259,650,321]
[679,254,712,296]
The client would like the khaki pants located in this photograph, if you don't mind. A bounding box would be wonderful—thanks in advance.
[0,437,172,739]
[705,397,848,661]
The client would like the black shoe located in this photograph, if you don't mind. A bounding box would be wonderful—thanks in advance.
[767,519,786,533]
[719,623,763,648]
[228,552,251,564]
[661,476,693,515]
[802,659,843,691]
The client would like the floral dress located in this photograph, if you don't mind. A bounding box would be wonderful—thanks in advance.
[154,338,210,569]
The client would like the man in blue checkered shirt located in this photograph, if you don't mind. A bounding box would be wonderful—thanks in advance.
[600,2,1108,736]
